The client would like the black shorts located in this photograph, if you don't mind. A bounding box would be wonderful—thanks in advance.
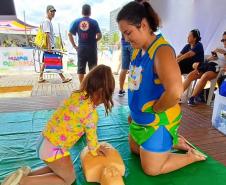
[77,46,97,74]
[197,62,219,73]
[179,58,197,74]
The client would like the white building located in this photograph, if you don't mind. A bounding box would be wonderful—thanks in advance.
[109,8,120,35]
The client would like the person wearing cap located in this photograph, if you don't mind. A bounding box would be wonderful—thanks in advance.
[176,29,204,74]
[38,5,72,83]
[68,4,102,83]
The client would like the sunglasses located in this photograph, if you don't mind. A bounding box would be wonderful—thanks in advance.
[221,39,226,42]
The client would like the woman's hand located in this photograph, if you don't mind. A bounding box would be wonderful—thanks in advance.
[207,55,218,61]
[214,48,226,55]
[192,62,201,75]
[192,62,199,70]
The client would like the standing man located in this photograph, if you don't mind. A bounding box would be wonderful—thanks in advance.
[38,5,72,83]
[118,35,133,96]
[68,4,102,83]
[117,0,149,96]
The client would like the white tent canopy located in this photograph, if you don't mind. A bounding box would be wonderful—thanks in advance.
[151,0,226,54]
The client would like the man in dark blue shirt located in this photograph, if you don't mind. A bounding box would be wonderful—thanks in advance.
[68,4,102,83]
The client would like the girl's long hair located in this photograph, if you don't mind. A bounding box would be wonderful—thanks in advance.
[76,64,115,115]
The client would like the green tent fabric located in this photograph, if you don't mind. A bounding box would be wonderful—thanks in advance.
[0,106,226,185]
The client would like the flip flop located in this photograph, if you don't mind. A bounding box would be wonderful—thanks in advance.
[62,78,72,83]
[20,166,31,176]
[1,169,23,185]
[38,79,47,83]
[179,135,208,158]
[1,166,31,185]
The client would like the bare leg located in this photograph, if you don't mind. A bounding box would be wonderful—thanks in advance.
[19,156,76,185]
[183,70,201,92]
[119,69,128,91]
[191,71,217,97]
[39,63,45,81]
[58,73,66,81]
[114,53,122,75]
[173,135,192,151]
[78,74,85,84]
[58,73,71,83]
[116,62,121,74]
[140,148,206,176]
[28,166,52,176]
[129,135,140,155]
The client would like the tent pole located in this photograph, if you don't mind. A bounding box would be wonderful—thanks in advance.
[23,11,28,46]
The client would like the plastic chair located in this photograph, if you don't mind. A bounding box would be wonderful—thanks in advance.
[184,74,197,102]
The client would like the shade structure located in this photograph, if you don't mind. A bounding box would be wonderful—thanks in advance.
[0,0,37,32]
[0,18,37,32]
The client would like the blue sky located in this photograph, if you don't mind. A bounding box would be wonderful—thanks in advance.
[14,0,130,36]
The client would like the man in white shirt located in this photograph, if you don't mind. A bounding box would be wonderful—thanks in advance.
[38,5,71,83]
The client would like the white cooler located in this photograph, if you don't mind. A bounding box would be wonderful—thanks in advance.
[212,90,226,135]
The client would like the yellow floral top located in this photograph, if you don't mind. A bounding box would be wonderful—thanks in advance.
[43,91,99,156]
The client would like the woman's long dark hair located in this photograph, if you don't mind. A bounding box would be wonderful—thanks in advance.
[191,29,201,43]
[117,1,160,32]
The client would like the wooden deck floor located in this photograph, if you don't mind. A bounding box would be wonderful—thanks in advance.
[0,73,226,165]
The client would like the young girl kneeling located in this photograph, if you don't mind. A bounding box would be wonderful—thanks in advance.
[2,64,115,185]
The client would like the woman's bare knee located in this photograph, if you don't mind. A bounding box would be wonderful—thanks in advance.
[187,71,199,81]
[201,71,217,81]
[142,164,161,176]
[140,149,170,176]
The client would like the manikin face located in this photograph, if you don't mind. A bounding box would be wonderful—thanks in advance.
[118,19,147,49]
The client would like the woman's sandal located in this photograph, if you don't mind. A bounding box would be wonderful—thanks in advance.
[62,78,72,83]
[1,169,23,185]
[38,79,47,83]
[20,166,31,176]
[1,166,31,185]
[179,135,208,158]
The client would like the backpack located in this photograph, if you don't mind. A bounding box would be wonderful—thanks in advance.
[34,26,47,49]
